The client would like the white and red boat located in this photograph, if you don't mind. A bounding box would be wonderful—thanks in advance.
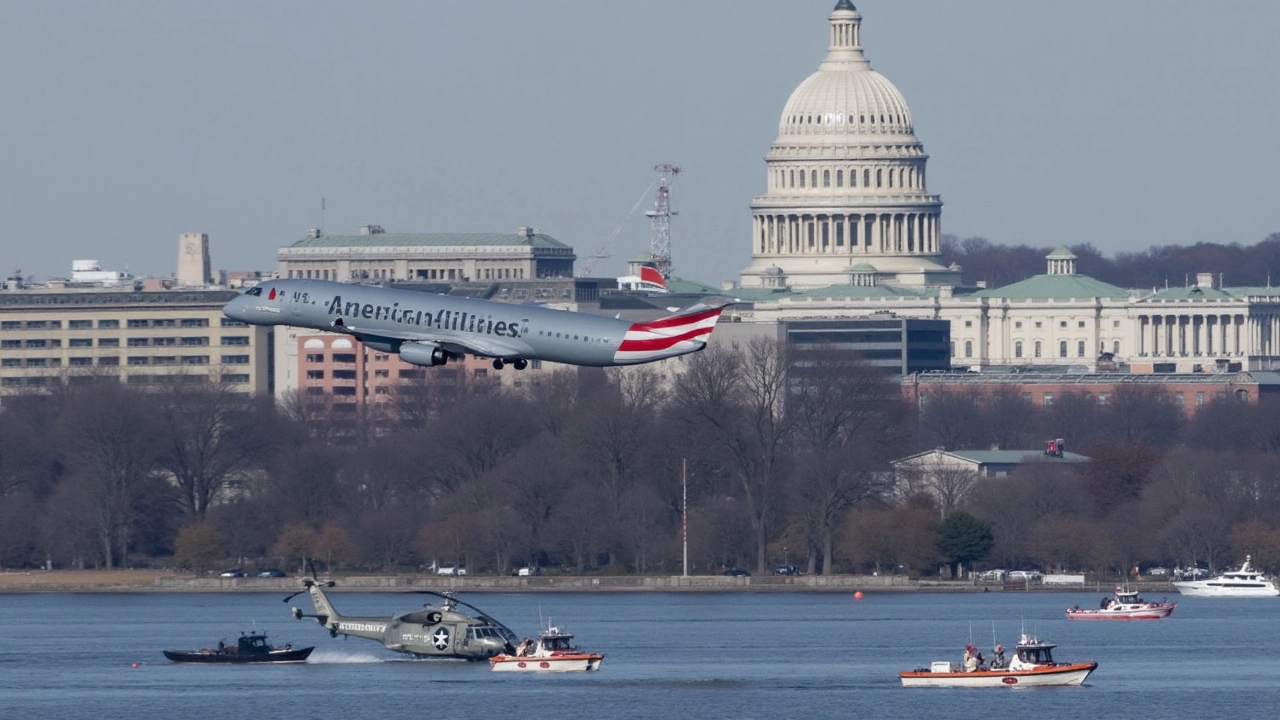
[1066,588,1176,620]
[899,634,1096,688]
[489,624,603,673]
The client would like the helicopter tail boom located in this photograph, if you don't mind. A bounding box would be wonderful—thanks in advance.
[302,582,389,641]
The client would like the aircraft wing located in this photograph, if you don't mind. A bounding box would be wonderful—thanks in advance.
[427,333,532,360]
[336,320,532,360]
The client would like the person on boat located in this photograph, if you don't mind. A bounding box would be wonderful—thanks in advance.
[990,645,1006,669]
[516,637,533,657]
[963,645,979,672]
[1100,596,1112,609]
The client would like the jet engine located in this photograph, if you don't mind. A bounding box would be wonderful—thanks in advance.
[399,341,449,367]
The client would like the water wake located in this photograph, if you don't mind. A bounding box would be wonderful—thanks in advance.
[306,649,386,664]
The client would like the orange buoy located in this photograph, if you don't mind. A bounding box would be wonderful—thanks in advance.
[854,591,864,599]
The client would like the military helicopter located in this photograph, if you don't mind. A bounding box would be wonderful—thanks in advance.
[283,576,519,660]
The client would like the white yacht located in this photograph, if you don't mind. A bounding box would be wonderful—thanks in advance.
[1172,555,1280,597]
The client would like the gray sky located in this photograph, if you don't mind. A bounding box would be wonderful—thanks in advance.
[3,0,1278,285]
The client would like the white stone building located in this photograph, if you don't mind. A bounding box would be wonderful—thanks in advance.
[730,2,1280,374]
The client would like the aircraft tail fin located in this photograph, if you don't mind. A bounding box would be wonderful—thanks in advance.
[614,299,733,363]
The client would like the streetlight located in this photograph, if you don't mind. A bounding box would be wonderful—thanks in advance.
[783,546,788,567]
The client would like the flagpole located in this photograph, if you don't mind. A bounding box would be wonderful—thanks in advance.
[682,458,688,578]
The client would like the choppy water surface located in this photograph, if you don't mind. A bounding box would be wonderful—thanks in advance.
[1,589,1277,719]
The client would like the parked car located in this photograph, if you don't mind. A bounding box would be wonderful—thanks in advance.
[218,569,245,578]
[722,569,751,577]
[515,566,540,577]
[1145,567,1170,576]
[977,569,1007,582]
[436,566,467,576]
[773,565,800,576]
[257,568,287,578]
[1006,570,1042,582]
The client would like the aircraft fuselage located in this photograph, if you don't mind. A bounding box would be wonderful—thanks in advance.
[222,278,721,367]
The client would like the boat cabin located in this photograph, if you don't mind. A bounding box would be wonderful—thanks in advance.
[538,629,575,653]
[234,632,273,655]
[1015,640,1056,666]
[1114,590,1142,604]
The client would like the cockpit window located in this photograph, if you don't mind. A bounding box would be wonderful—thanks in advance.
[245,287,263,296]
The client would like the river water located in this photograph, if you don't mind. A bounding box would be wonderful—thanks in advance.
[1,589,1277,720]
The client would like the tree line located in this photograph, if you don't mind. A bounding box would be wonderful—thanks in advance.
[2,339,1279,578]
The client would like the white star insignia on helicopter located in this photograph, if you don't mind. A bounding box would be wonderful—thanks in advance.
[433,627,450,650]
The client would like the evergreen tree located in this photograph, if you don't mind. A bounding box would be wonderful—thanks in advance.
[938,511,994,577]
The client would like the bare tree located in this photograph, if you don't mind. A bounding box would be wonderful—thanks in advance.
[899,461,980,520]
[570,366,664,566]
[1098,386,1184,449]
[788,348,907,573]
[918,389,986,450]
[674,337,791,574]
[1041,391,1103,450]
[56,384,165,568]
[984,387,1040,450]
[153,380,271,520]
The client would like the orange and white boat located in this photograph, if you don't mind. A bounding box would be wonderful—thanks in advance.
[489,624,603,673]
[1066,588,1176,620]
[899,634,1096,688]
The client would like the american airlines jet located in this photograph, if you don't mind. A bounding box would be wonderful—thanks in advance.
[222,279,729,369]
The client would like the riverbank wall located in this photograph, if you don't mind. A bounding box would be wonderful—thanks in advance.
[1,569,1180,594]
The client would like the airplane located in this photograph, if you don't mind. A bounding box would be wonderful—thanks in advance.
[222,278,728,369]
[284,578,519,659]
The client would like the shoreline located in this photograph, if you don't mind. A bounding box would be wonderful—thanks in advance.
[0,569,1181,595]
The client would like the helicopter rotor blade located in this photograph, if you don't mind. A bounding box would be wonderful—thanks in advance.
[400,591,514,633]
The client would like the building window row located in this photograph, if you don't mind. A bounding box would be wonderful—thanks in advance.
[775,163,924,192]
[2,320,63,330]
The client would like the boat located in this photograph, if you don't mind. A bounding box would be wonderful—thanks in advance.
[899,634,1096,688]
[1172,555,1280,597]
[489,623,604,673]
[1066,587,1176,619]
[163,631,313,664]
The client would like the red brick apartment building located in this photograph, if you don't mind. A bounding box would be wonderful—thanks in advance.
[296,333,546,404]
[901,370,1280,418]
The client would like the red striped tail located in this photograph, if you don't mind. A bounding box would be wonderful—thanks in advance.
[612,302,727,364]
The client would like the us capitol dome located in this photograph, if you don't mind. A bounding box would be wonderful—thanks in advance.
[740,0,959,290]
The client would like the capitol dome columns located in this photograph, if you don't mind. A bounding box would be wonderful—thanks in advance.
[752,210,939,257]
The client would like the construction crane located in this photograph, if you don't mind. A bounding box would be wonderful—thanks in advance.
[576,175,658,277]
[645,164,680,278]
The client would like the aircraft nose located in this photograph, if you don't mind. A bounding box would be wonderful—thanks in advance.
[222,295,247,322]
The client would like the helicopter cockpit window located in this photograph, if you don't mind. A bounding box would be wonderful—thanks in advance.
[245,287,263,296]
[466,626,515,643]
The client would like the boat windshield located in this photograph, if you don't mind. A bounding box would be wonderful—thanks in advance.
[543,636,574,652]
[1017,646,1054,664]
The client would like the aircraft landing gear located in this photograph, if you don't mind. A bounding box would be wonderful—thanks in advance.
[513,359,528,370]
[493,359,505,370]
